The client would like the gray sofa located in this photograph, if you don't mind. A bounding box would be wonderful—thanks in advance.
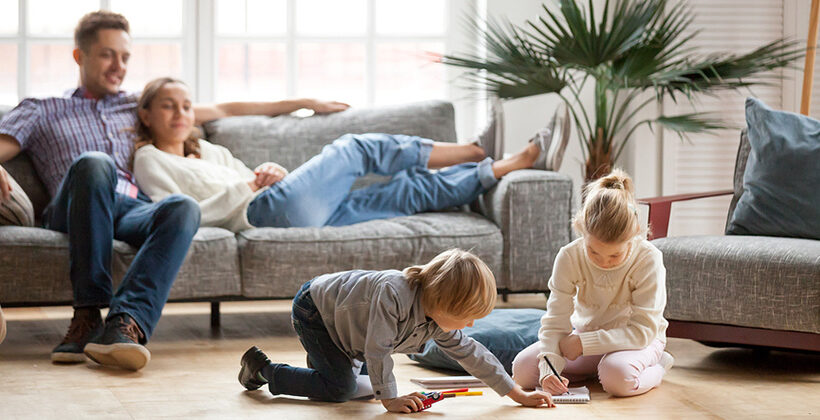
[642,130,820,351]
[0,100,573,324]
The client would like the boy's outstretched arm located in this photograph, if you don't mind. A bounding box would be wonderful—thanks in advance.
[506,384,555,408]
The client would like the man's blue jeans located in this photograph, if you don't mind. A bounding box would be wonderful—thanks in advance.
[42,152,200,340]
[268,281,359,402]
[246,133,498,228]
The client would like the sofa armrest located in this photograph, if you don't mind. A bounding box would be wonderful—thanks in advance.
[638,189,733,240]
[476,169,573,292]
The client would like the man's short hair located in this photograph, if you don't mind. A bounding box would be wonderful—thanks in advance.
[74,10,130,52]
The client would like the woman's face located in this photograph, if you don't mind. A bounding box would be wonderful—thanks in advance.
[140,82,194,145]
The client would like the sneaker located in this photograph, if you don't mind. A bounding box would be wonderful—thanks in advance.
[660,351,675,372]
[51,307,103,363]
[530,103,570,171]
[545,103,571,171]
[84,313,150,371]
[239,346,272,391]
[0,304,6,344]
[472,97,505,160]
[530,122,555,170]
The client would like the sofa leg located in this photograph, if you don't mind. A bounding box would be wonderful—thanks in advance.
[211,301,221,328]
[501,291,509,303]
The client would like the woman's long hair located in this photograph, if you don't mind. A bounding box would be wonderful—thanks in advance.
[133,77,201,160]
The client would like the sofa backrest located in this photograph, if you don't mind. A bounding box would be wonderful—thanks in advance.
[0,99,458,217]
[725,129,751,232]
[0,105,51,219]
[201,100,457,176]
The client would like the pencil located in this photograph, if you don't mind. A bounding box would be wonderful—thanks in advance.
[544,355,561,378]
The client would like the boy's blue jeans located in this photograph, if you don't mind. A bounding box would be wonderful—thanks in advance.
[247,133,498,228]
[268,281,360,402]
[42,152,200,340]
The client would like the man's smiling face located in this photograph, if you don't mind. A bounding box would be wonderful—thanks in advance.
[75,28,131,98]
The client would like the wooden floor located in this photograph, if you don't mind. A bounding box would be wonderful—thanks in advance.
[1,296,818,419]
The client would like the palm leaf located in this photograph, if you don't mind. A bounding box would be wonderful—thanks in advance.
[440,0,805,178]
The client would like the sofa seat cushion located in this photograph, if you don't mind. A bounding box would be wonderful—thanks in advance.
[113,227,241,299]
[653,235,820,334]
[0,226,73,303]
[237,212,503,298]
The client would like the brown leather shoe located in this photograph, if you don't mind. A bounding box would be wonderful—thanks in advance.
[51,307,103,363]
[84,313,150,371]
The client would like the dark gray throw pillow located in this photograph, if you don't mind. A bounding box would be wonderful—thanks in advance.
[727,98,820,240]
[407,308,544,375]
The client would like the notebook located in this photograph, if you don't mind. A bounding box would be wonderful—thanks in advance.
[539,386,590,404]
[410,375,487,389]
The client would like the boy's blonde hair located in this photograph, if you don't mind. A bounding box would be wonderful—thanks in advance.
[573,168,643,243]
[403,249,496,319]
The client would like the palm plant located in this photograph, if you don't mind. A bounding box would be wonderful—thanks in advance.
[441,0,804,181]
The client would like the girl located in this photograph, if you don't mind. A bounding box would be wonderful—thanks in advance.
[512,169,673,397]
[238,249,554,413]
[131,77,556,232]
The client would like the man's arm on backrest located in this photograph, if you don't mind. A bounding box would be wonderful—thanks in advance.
[0,133,22,201]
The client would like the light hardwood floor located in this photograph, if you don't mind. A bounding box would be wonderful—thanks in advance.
[1,296,818,419]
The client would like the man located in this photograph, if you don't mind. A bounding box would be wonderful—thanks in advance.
[0,10,347,370]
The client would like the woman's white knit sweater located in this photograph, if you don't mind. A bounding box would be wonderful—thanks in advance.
[537,237,668,382]
[133,140,272,232]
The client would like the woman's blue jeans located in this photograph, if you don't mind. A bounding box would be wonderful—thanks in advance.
[246,133,497,228]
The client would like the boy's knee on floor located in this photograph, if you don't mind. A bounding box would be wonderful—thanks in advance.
[325,376,358,402]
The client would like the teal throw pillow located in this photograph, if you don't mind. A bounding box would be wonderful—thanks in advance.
[727,98,820,239]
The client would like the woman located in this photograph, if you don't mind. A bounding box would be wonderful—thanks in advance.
[132,77,555,232]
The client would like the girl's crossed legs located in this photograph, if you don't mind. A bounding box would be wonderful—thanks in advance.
[511,338,667,397]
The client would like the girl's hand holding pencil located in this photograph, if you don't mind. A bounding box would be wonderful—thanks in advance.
[541,374,570,395]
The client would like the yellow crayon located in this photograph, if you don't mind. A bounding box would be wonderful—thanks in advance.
[444,391,483,397]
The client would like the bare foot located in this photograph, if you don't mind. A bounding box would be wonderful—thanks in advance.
[491,142,540,178]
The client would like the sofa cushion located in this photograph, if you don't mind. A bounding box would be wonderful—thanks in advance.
[237,212,503,298]
[202,100,458,190]
[653,235,820,334]
[727,98,820,239]
[0,171,34,226]
[113,227,242,300]
[0,226,72,303]
[2,153,50,221]
[1,105,51,220]
[0,226,242,304]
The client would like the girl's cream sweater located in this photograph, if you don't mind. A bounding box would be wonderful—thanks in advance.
[537,236,668,382]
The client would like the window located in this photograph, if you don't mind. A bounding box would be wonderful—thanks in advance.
[211,0,448,107]
[0,0,456,112]
[0,0,188,102]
